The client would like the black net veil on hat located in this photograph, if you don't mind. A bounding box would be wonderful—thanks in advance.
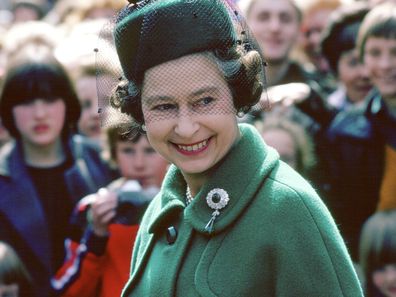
[95,0,268,137]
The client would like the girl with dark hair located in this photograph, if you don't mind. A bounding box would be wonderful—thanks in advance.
[0,45,112,297]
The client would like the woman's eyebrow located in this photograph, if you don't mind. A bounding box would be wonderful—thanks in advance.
[143,86,220,104]
[142,95,173,105]
[191,86,219,97]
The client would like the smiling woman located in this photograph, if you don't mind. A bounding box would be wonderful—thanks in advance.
[97,0,364,296]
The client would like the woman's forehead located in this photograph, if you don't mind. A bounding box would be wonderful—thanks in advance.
[141,53,228,100]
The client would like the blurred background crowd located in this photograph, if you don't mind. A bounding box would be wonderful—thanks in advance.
[0,0,395,296]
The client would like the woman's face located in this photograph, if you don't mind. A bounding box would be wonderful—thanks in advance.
[246,0,300,64]
[141,53,239,176]
[338,49,372,104]
[115,136,168,188]
[364,37,396,115]
[372,263,396,297]
[12,98,66,147]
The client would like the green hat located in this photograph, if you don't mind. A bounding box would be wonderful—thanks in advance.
[114,0,237,82]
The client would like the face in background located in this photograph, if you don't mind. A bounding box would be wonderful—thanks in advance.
[300,7,334,72]
[260,128,297,169]
[246,0,300,64]
[115,136,168,189]
[12,5,41,23]
[12,98,66,148]
[141,53,239,177]
[372,264,396,297]
[364,37,396,116]
[338,48,372,104]
[75,76,101,140]
[0,283,18,297]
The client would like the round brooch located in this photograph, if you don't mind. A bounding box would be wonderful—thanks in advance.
[206,188,229,210]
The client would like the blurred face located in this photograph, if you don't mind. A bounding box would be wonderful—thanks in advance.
[0,284,18,297]
[338,49,372,104]
[86,8,117,19]
[364,37,396,115]
[76,76,101,139]
[12,98,65,147]
[300,8,334,71]
[247,0,300,64]
[261,128,298,169]
[13,6,40,23]
[115,136,168,188]
[373,264,396,297]
[141,53,240,178]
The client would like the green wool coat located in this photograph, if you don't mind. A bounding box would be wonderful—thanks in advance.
[122,124,363,297]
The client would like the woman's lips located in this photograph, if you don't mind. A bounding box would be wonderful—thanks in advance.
[33,124,49,133]
[173,137,211,156]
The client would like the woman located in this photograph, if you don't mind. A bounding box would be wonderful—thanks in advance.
[101,0,363,295]
[0,45,112,297]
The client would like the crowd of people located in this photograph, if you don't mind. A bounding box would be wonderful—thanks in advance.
[0,0,395,296]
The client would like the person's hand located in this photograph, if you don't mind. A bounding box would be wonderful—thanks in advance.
[89,188,118,237]
[261,82,311,109]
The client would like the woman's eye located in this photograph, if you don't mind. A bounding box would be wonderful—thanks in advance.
[122,148,135,154]
[194,97,215,107]
[153,103,176,111]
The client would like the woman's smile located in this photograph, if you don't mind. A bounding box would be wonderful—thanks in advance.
[173,137,211,155]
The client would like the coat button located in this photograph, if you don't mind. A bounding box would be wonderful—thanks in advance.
[166,226,177,244]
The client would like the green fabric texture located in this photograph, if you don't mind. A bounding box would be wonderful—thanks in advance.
[114,0,237,82]
[122,124,363,297]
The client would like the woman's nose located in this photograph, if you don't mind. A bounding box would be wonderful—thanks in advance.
[174,113,199,139]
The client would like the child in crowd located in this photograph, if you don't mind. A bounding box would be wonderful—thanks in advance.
[52,123,168,297]
[255,116,316,178]
[356,2,396,211]
[359,210,396,297]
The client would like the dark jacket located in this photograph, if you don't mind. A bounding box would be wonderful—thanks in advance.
[324,97,384,261]
[122,124,363,297]
[0,135,113,297]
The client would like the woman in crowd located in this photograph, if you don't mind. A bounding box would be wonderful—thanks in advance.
[101,0,363,295]
[0,45,112,297]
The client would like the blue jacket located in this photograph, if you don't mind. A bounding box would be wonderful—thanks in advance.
[0,135,113,297]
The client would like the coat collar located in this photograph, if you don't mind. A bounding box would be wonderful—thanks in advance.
[148,124,279,236]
